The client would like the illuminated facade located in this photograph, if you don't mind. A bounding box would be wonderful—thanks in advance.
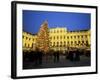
[23,32,37,51]
[49,28,90,51]
[23,22,90,52]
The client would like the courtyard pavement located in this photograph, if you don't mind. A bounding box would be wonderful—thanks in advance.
[23,54,90,69]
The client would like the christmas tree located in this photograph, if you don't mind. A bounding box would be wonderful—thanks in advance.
[36,20,50,53]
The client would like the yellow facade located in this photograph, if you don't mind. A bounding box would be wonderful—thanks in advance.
[49,27,67,51]
[23,32,37,51]
[49,27,90,51]
[23,27,90,52]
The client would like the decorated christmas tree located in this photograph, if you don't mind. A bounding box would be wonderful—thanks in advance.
[36,20,50,53]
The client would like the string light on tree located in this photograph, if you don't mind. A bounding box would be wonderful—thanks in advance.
[37,20,50,53]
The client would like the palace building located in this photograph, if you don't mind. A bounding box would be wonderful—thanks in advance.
[23,32,37,51]
[23,21,90,52]
[49,27,90,51]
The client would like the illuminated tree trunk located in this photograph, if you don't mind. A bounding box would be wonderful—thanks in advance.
[37,20,49,53]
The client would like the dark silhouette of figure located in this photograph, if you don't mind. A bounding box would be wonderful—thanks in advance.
[34,48,43,66]
[65,50,69,60]
[68,51,74,61]
[75,50,80,61]
[56,51,60,62]
[34,51,38,65]
[68,50,80,61]
[70,51,74,61]
[85,50,90,57]
[53,51,60,63]
[53,51,56,62]
[38,50,43,65]
[73,51,76,61]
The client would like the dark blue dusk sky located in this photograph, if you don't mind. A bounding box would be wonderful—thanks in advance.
[23,10,91,34]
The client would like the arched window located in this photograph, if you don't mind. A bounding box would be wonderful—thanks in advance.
[78,41,80,44]
[81,35,83,38]
[53,42,55,46]
[64,41,66,46]
[60,41,62,44]
[67,41,69,44]
[78,35,80,38]
[64,36,66,39]
[54,36,55,39]
[82,41,84,43]
[60,36,62,39]
[57,36,59,39]
[71,36,72,39]
[71,41,73,44]
[74,36,76,38]
[67,36,69,39]
[75,41,77,44]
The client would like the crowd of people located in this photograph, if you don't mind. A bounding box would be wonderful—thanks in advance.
[23,49,90,66]
[23,49,43,65]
